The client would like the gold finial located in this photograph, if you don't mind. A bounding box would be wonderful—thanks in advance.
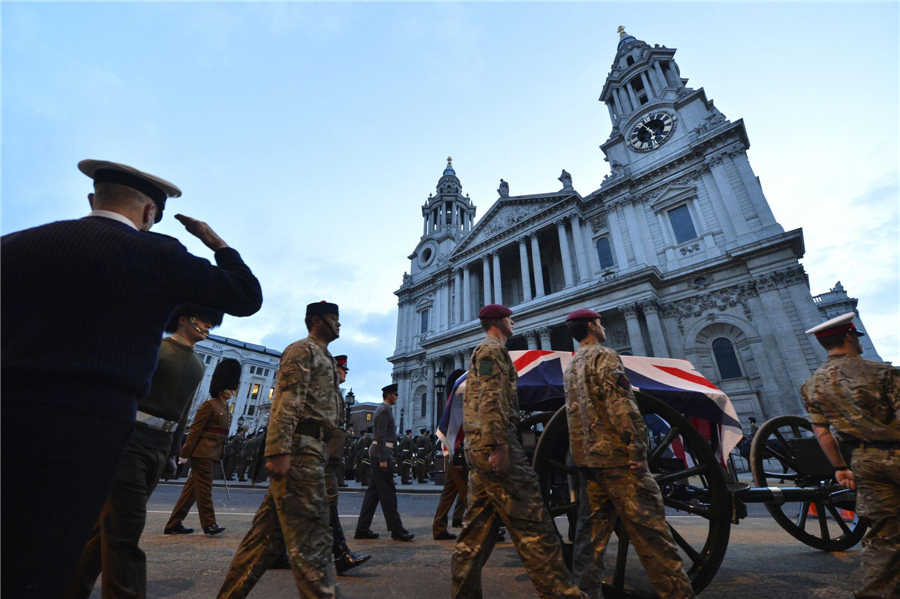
[447,156,453,167]
[617,25,627,38]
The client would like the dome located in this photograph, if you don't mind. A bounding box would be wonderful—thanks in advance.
[443,164,456,177]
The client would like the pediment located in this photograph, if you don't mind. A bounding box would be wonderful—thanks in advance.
[452,196,563,255]
[649,184,698,211]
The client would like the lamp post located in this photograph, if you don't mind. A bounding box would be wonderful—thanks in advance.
[344,388,355,430]
[433,368,446,433]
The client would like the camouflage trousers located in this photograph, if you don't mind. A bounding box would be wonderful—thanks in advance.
[217,450,338,599]
[571,467,695,599]
[451,443,584,599]
[852,446,899,599]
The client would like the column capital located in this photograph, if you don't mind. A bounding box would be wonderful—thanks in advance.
[704,153,725,169]
[620,302,641,319]
[524,329,539,343]
[516,233,529,244]
[567,212,582,224]
[554,216,568,227]
[638,299,661,314]
[537,326,553,339]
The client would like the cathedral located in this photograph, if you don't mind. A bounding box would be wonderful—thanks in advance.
[387,28,882,436]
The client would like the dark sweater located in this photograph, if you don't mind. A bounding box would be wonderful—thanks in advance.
[1,216,263,422]
[130,337,207,455]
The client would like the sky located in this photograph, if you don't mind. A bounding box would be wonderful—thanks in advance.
[3,2,898,404]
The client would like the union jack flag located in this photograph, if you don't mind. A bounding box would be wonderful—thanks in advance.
[436,350,742,467]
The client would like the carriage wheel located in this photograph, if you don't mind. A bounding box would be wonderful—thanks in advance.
[533,392,731,597]
[749,415,866,551]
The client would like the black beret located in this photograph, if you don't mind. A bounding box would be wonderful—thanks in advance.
[210,358,242,398]
[382,383,399,395]
[478,304,512,319]
[306,301,339,319]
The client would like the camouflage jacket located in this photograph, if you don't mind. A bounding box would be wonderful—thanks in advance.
[563,343,649,468]
[265,336,342,457]
[463,336,519,451]
[800,354,900,443]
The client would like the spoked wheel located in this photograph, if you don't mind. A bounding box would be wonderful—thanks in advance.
[533,392,731,597]
[749,415,865,551]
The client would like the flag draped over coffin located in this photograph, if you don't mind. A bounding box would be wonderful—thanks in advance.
[437,350,743,467]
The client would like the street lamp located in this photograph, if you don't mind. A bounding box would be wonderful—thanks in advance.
[434,369,446,432]
[344,388,355,430]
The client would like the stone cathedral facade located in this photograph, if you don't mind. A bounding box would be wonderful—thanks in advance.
[387,29,882,435]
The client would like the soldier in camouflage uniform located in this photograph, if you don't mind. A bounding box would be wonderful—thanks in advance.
[800,312,899,599]
[563,309,696,599]
[451,304,584,599]
[217,301,343,599]
[416,428,433,483]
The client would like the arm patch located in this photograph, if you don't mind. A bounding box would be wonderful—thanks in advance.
[616,374,631,390]
[479,360,496,376]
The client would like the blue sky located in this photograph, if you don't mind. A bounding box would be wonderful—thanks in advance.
[3,2,898,403]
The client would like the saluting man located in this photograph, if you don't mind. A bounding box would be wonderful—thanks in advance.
[218,301,343,598]
[801,312,899,598]
[451,304,584,599]
[354,384,414,541]
[562,309,695,599]
[165,358,241,536]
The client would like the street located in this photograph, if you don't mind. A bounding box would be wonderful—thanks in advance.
[79,482,865,598]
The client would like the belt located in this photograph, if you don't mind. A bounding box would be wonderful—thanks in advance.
[371,441,394,448]
[844,439,900,449]
[136,411,179,433]
[296,422,332,442]
[204,427,229,435]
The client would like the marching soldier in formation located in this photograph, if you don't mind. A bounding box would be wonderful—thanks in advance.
[67,305,222,598]
[358,427,373,486]
[451,304,585,599]
[236,433,257,482]
[165,359,242,536]
[346,431,359,482]
[398,429,414,484]
[562,309,695,599]
[224,433,245,480]
[416,427,433,483]
[354,384,414,541]
[218,301,344,598]
[800,313,899,598]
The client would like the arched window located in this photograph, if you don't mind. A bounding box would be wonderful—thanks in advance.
[712,338,742,380]
[626,56,635,66]
[596,237,614,269]
[421,392,427,417]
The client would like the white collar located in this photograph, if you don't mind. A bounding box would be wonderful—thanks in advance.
[87,210,138,230]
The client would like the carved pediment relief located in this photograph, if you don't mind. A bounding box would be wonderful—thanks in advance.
[457,200,557,253]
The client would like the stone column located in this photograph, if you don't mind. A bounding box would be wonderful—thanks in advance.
[463,266,472,321]
[556,218,575,288]
[631,200,659,266]
[525,330,539,351]
[626,82,640,109]
[443,279,451,330]
[394,300,405,350]
[568,214,590,282]
[453,269,463,324]
[538,327,553,350]
[640,70,655,98]
[425,359,436,432]
[607,102,616,122]
[653,61,667,90]
[583,219,602,275]
[454,351,464,372]
[729,149,782,233]
[705,155,751,238]
[699,167,738,243]
[530,235,546,297]
[518,236,533,302]
[423,216,427,237]
[492,252,503,305]
[606,207,629,269]
[621,199,648,265]
[621,303,647,356]
[616,87,632,114]
[640,300,668,358]
[482,255,492,305]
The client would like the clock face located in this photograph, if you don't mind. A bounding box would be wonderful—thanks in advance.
[628,111,677,152]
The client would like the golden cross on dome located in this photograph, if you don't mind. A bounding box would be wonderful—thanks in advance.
[618,25,627,37]
[447,156,453,167]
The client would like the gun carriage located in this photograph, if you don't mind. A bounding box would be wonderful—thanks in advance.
[439,351,864,598]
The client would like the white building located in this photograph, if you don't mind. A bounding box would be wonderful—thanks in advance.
[388,28,882,435]
[189,334,282,435]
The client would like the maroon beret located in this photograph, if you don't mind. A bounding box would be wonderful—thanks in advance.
[478,304,513,319]
[566,309,602,322]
